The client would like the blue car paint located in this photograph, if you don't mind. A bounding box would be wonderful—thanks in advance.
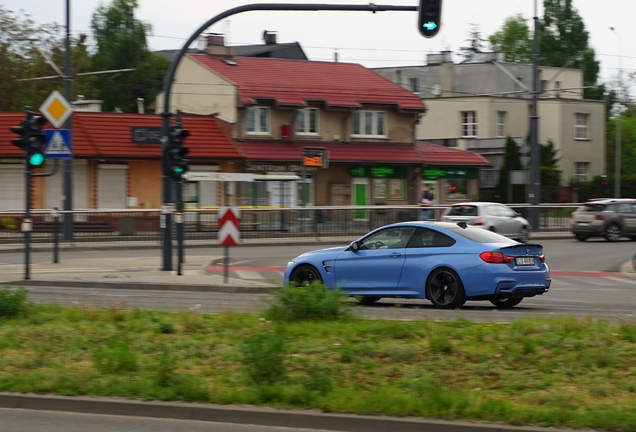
[284,222,551,305]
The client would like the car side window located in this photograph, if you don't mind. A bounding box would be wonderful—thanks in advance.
[359,227,416,250]
[408,228,456,248]
[485,205,499,216]
[499,205,515,217]
[617,203,632,213]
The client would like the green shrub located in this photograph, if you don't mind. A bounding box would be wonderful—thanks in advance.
[241,330,287,385]
[93,339,139,374]
[263,282,351,322]
[0,287,30,318]
[0,217,18,230]
[302,364,334,395]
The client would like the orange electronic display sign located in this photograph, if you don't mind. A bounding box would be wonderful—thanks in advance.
[302,147,328,168]
[303,155,323,167]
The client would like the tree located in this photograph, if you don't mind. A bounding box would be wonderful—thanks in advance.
[90,0,168,113]
[495,137,525,203]
[458,24,485,63]
[488,14,532,63]
[539,139,561,202]
[539,0,600,100]
[0,6,64,111]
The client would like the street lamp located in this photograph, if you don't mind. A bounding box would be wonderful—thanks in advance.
[610,26,622,198]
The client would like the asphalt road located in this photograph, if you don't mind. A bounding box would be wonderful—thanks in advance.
[0,409,335,432]
[7,238,635,323]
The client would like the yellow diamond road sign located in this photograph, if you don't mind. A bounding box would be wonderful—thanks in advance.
[40,90,73,129]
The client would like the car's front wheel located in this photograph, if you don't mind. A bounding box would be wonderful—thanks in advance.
[605,224,621,242]
[290,264,323,286]
[490,297,523,308]
[426,268,466,309]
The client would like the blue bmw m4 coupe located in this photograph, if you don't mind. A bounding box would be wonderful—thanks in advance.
[284,221,551,309]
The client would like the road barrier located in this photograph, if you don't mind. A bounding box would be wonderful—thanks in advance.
[0,204,580,245]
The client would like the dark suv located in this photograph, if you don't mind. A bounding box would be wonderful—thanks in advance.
[570,198,636,241]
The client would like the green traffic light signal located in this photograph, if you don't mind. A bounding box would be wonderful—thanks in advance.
[29,152,45,167]
[418,0,442,38]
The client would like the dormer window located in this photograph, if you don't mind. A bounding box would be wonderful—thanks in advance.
[295,108,319,135]
[246,106,270,135]
[352,110,387,138]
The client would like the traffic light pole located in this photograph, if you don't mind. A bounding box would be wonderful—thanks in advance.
[159,3,416,271]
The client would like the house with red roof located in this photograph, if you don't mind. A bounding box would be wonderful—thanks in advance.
[0,111,241,210]
[156,35,491,209]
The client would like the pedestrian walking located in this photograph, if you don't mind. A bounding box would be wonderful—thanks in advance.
[418,187,434,221]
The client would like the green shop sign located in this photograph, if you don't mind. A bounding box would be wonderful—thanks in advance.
[348,166,406,178]
[423,167,477,179]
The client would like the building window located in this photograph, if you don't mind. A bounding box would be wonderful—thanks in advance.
[410,77,419,93]
[246,107,269,134]
[352,111,387,138]
[496,111,506,137]
[574,162,589,182]
[575,113,588,139]
[295,108,318,134]
[461,111,477,137]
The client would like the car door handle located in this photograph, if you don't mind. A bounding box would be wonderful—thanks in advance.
[389,252,401,258]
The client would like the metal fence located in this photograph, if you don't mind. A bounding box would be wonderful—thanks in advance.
[0,204,580,245]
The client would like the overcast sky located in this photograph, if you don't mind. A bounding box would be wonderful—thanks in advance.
[2,0,634,90]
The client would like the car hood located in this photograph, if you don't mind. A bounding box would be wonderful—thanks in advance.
[292,246,347,260]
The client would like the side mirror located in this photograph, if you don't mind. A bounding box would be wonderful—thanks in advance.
[348,241,359,251]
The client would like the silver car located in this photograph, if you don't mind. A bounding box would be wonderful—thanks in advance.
[570,198,636,242]
[440,202,531,243]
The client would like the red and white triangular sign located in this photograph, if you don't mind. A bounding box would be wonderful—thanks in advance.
[219,207,240,246]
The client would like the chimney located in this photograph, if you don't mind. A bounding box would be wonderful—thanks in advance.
[137,98,145,114]
[205,33,234,58]
[263,30,277,45]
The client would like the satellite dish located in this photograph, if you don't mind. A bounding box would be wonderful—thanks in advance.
[431,84,442,96]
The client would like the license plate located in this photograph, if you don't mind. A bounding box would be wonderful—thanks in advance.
[516,257,535,266]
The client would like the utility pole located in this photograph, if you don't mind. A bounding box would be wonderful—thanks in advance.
[63,0,74,241]
[529,0,540,229]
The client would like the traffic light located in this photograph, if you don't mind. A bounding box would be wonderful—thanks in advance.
[418,0,442,38]
[25,112,46,168]
[10,121,26,150]
[10,110,46,168]
[165,125,190,181]
[601,176,609,196]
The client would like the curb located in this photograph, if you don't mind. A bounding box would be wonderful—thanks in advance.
[0,392,584,432]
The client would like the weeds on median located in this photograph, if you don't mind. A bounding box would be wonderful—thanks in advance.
[0,286,30,319]
[262,282,352,323]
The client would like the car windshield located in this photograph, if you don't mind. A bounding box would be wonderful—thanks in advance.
[448,227,518,244]
[446,205,478,216]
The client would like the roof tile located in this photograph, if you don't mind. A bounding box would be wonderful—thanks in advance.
[189,55,426,111]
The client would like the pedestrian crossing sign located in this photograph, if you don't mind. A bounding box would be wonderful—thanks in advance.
[44,129,72,158]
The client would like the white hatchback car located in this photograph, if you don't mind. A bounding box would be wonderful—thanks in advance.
[440,202,531,243]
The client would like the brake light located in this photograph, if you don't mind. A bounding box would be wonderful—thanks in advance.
[440,216,446,221]
[595,215,604,221]
[474,217,485,226]
[480,251,514,264]
[539,254,545,264]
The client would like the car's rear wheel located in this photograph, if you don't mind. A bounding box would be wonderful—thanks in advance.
[290,264,322,286]
[517,227,530,243]
[490,297,523,308]
[426,268,466,309]
[356,296,382,305]
[605,224,621,242]
[575,234,588,241]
